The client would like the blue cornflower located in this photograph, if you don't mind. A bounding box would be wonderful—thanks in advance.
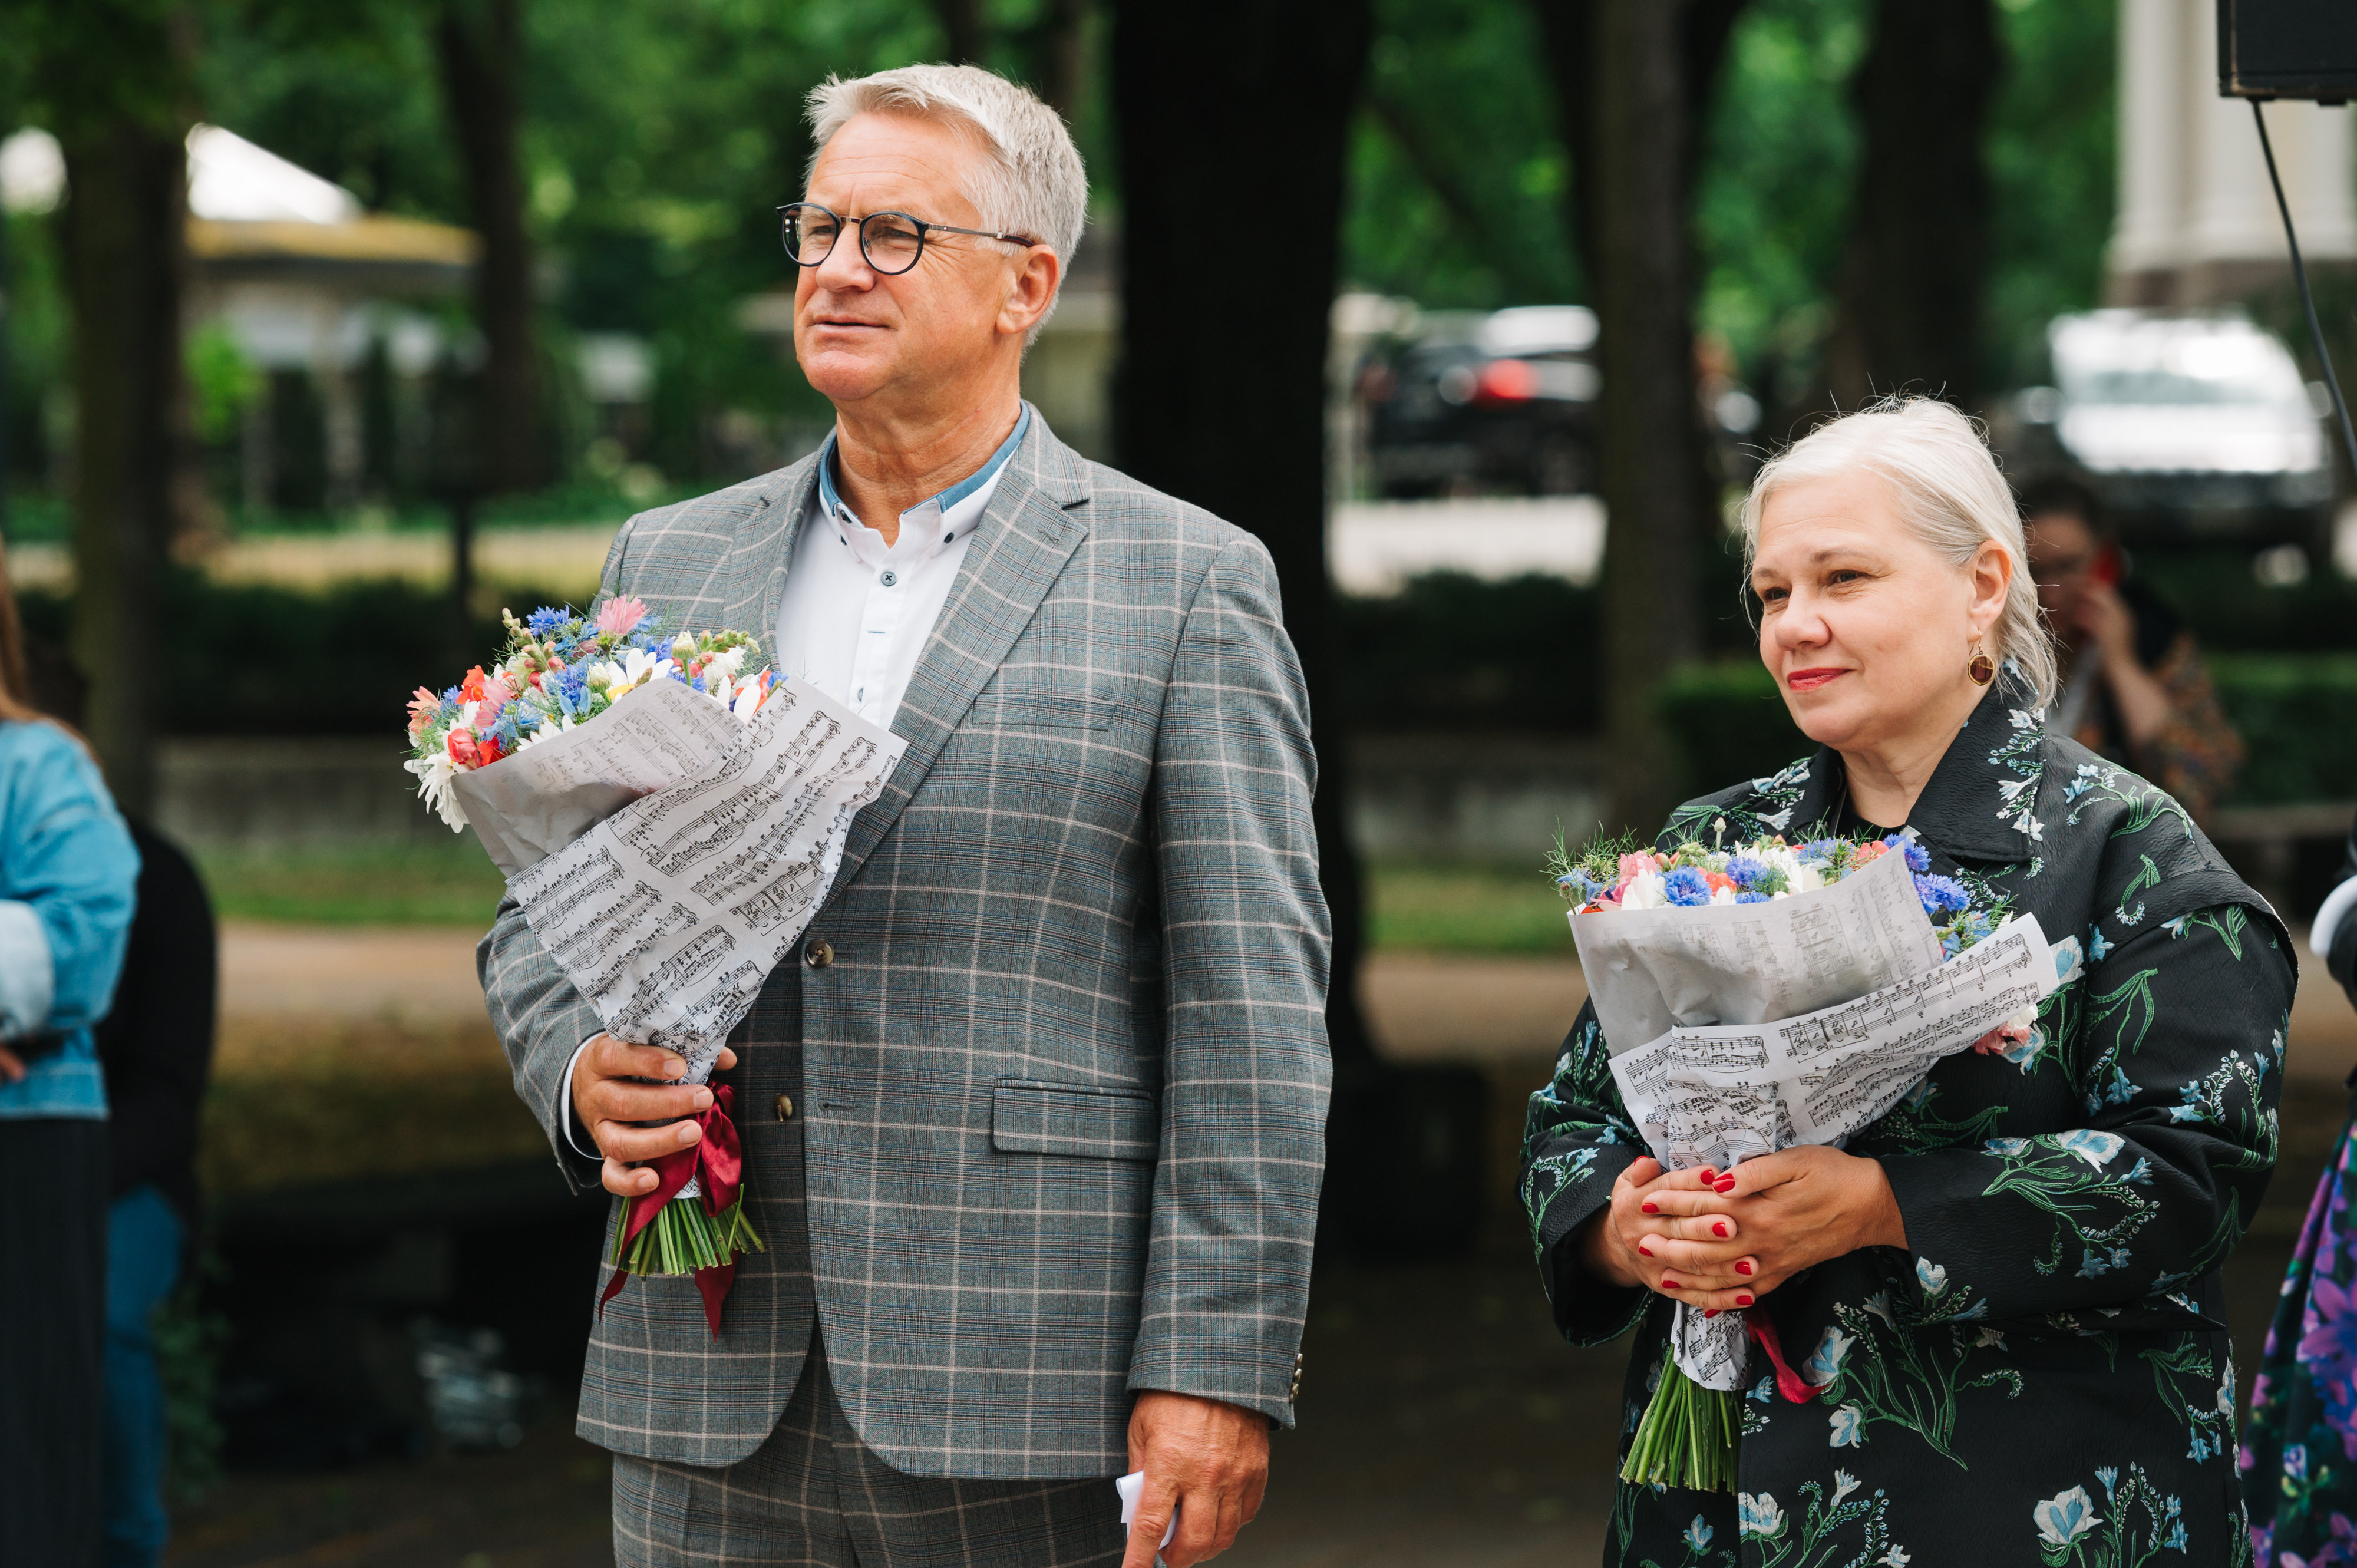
[441,684,463,706]
[1736,890,1770,905]
[1725,854,1768,888]
[1663,866,1712,907]
[527,606,570,638]
[1884,833,1930,873]
[1914,873,1970,916]
[551,663,590,715]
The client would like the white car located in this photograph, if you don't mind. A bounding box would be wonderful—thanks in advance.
[2013,311,2332,550]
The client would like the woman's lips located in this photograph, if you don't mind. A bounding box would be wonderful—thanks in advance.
[1785,666,1847,692]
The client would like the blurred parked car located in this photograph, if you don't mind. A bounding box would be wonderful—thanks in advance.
[2007,311,2333,559]
[1364,306,1601,497]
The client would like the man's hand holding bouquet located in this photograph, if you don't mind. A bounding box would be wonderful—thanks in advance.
[405,597,903,1332]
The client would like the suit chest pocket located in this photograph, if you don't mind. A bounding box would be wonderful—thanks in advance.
[991,1079,1158,1161]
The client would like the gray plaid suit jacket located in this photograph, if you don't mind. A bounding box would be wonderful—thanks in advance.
[479,410,1331,1477]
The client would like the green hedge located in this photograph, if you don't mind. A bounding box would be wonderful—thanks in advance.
[18,572,575,737]
[1658,656,2357,808]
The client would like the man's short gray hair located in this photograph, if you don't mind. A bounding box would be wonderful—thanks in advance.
[806,64,1087,334]
[1739,395,2059,707]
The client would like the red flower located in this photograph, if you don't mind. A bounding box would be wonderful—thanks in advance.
[460,666,489,703]
[477,733,506,766]
[447,729,481,768]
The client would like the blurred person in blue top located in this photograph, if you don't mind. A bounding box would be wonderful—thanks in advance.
[27,638,220,1568]
[0,551,141,1568]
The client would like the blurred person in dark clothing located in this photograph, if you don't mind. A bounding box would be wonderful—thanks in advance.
[2244,821,2357,1563]
[2022,476,2245,823]
[0,566,141,1568]
[27,640,221,1567]
[93,823,216,1568]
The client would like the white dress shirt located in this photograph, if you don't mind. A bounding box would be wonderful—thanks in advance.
[561,410,1030,1157]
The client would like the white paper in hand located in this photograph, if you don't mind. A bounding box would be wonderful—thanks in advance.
[1114,1471,1178,1551]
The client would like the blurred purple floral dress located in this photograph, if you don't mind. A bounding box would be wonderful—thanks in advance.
[2244,1117,2357,1566]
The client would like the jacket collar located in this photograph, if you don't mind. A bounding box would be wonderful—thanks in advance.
[1780,676,2047,863]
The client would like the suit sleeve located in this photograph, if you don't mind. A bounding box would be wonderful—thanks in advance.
[476,514,642,1193]
[1129,534,1332,1428]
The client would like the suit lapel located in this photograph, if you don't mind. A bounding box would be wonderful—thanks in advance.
[714,453,821,636]
[827,411,1092,894]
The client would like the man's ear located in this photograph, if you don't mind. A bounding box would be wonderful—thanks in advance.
[1001,246,1062,339]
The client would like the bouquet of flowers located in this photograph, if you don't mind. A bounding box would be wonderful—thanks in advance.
[1550,826,1995,956]
[405,597,784,1322]
[405,597,774,835]
[1548,822,2064,1492]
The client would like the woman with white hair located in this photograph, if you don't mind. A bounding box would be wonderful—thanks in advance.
[1521,397,2293,1564]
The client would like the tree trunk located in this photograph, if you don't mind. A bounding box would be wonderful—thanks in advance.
[1531,0,1747,834]
[61,117,190,817]
[930,0,986,65]
[437,0,539,496]
[1111,0,1375,1076]
[1821,0,2001,411]
[1031,0,1089,121]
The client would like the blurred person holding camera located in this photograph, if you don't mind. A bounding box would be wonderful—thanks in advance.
[2022,476,2245,824]
[0,553,142,1567]
[27,644,222,1567]
[2243,821,2357,1564]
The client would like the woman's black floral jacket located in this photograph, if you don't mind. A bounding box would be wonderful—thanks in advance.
[1522,682,2295,1567]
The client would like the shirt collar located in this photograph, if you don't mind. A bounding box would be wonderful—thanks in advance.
[814,405,1031,560]
[1778,674,2046,862]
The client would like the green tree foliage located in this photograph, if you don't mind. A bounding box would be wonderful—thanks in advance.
[1340,0,1578,307]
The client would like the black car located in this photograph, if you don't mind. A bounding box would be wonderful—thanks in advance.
[1364,306,1600,497]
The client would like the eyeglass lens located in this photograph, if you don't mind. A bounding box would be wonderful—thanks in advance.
[781,206,926,276]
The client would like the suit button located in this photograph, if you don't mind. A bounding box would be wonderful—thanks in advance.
[773,1093,795,1122]
[804,939,834,969]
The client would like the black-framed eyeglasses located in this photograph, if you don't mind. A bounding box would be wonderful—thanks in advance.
[777,202,1040,276]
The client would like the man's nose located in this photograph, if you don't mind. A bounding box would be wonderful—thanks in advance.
[811,223,876,291]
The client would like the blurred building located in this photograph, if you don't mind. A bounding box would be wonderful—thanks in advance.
[179,126,478,514]
[2110,0,2356,305]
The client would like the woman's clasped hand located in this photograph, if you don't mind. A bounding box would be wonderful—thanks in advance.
[1579,1148,1910,1313]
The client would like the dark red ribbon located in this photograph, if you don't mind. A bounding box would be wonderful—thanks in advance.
[1743,1310,1817,1404]
[598,1083,745,1338]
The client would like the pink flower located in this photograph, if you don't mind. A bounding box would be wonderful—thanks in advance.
[447,729,481,768]
[480,675,516,710]
[1617,852,1659,884]
[407,686,440,738]
[596,596,649,636]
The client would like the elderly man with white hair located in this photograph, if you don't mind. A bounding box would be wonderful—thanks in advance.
[479,63,1329,1568]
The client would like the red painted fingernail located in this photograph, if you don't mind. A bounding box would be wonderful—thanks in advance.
[1702,1308,1719,1319]
[1712,1222,1729,1239]
[1641,1201,1659,1214]
[1662,1277,1681,1288]
[1737,1260,1754,1276]
[1715,1179,1736,1193]
[1698,1167,1717,1180]
[1736,1293,1754,1308]
[1638,1246,1653,1257]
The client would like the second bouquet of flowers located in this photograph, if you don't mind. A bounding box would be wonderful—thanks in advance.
[405,598,907,1332]
[1549,821,2078,1493]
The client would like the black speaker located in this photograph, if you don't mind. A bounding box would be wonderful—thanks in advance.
[2220,0,2357,103]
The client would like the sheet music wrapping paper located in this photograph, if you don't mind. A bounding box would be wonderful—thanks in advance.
[451,676,751,877]
[511,676,906,1085]
[1570,852,2080,1392]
